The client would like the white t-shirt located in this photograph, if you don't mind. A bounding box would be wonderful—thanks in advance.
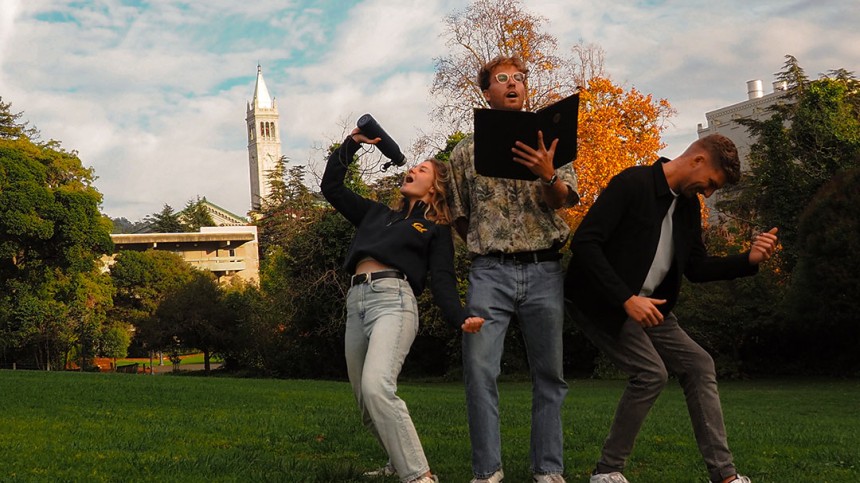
[639,193,678,297]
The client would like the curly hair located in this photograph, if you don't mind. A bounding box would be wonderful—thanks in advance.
[391,159,453,226]
[478,55,529,91]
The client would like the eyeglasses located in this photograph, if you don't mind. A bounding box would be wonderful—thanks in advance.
[494,72,526,84]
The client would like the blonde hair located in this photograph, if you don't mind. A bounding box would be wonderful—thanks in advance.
[392,158,453,225]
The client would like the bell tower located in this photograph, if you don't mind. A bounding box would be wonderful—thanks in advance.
[246,64,281,211]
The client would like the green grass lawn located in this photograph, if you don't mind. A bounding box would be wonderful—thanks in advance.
[117,352,223,367]
[0,371,857,482]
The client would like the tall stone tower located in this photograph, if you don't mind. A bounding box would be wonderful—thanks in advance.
[246,65,281,211]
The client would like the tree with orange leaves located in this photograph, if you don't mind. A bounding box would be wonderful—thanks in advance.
[430,0,674,232]
[431,0,568,130]
[564,77,674,229]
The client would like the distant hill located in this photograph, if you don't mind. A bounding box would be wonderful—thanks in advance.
[110,217,152,234]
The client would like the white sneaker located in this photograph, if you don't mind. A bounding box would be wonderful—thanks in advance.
[411,475,439,483]
[533,474,566,482]
[723,476,751,483]
[590,472,629,483]
[363,462,396,477]
[471,469,504,483]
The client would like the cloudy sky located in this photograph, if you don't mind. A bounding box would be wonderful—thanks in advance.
[1,1,857,221]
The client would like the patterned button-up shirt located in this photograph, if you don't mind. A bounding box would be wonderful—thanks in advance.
[447,133,579,256]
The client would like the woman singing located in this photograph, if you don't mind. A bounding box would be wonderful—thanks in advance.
[321,128,484,483]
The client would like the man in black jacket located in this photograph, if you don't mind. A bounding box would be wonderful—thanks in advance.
[565,134,778,483]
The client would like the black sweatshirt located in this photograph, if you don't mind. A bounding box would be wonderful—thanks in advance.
[320,136,468,329]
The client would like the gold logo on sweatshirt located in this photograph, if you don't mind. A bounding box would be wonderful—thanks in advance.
[412,222,428,233]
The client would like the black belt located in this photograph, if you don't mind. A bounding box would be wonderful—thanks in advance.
[485,249,561,264]
[351,270,406,287]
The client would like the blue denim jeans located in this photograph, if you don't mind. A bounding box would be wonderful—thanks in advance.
[463,255,568,477]
[344,278,428,483]
[570,304,738,483]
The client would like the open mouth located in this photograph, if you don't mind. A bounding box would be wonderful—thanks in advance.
[404,175,414,183]
[506,91,518,99]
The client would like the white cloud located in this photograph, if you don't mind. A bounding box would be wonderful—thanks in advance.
[1,0,857,220]
[0,1,20,72]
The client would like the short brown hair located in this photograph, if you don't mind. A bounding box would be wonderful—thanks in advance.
[697,134,741,185]
[478,55,528,91]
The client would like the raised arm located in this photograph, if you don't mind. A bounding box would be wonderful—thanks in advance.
[320,134,378,226]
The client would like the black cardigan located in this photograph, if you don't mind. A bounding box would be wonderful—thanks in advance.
[565,158,757,335]
[320,136,468,329]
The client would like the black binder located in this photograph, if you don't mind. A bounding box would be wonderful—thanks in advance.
[474,93,579,180]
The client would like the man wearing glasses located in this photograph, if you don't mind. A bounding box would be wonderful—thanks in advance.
[447,55,579,483]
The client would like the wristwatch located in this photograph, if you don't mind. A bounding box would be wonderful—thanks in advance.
[541,173,558,186]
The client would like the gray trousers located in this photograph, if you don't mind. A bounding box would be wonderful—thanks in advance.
[345,278,428,483]
[569,303,738,483]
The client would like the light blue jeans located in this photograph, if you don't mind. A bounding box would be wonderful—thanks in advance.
[570,304,737,483]
[463,255,568,477]
[344,277,428,483]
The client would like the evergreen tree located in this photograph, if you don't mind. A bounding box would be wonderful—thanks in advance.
[723,58,860,270]
[246,145,364,377]
[0,96,38,140]
[181,196,216,232]
[144,204,184,233]
[262,155,289,210]
[775,54,809,93]
[696,57,860,375]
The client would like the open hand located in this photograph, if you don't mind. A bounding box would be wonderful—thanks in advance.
[512,130,558,182]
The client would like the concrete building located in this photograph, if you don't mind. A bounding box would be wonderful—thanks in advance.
[105,66,281,284]
[697,78,792,221]
[107,226,260,285]
[199,199,248,226]
[697,78,791,172]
